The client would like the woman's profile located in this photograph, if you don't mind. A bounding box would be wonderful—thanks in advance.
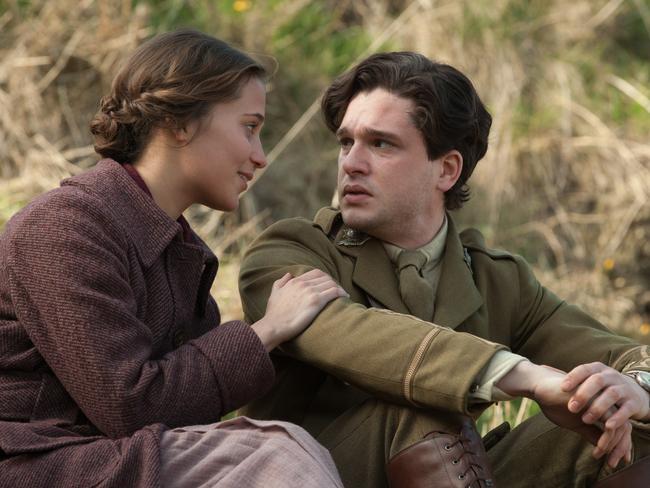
[0,29,346,487]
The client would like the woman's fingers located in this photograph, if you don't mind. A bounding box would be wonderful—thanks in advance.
[272,272,293,289]
[317,285,349,304]
[291,268,329,283]
[287,270,347,297]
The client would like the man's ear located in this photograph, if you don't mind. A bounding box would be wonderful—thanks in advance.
[435,150,463,192]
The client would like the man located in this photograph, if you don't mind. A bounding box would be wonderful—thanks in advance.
[239,52,650,487]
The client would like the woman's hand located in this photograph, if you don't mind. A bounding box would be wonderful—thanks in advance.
[251,269,348,351]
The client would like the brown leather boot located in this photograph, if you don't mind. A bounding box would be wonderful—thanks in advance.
[592,455,650,488]
[386,417,496,488]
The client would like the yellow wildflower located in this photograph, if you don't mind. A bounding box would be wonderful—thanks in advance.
[602,258,615,271]
[233,0,252,12]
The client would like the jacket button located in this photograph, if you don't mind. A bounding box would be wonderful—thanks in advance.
[470,383,480,393]
[173,329,186,347]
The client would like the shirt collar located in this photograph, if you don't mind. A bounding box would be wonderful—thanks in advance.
[383,215,448,266]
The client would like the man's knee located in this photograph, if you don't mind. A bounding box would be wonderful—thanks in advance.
[317,399,466,457]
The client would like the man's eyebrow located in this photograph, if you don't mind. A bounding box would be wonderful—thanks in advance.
[244,113,265,123]
[336,126,349,138]
[361,127,400,141]
[335,127,401,141]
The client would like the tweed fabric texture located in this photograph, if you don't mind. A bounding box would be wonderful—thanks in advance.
[0,159,275,487]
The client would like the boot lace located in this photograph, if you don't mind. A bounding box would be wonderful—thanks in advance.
[444,436,494,487]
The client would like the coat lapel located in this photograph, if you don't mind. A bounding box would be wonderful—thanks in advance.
[335,232,409,314]
[433,217,483,329]
[323,208,482,326]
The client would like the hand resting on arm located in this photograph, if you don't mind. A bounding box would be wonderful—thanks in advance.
[251,268,348,351]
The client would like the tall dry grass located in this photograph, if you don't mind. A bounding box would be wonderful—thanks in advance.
[1,0,649,429]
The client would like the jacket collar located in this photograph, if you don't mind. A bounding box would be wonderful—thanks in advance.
[61,159,205,268]
[315,207,483,329]
[432,216,483,328]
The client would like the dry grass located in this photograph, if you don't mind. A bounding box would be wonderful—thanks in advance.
[1,0,649,428]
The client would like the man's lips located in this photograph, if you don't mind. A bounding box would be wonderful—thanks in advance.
[342,184,372,204]
[342,184,371,197]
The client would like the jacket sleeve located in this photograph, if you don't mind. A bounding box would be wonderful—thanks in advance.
[6,190,273,438]
[239,218,505,415]
[506,254,650,432]
[506,253,644,373]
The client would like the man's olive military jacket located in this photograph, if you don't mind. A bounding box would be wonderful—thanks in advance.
[239,207,649,435]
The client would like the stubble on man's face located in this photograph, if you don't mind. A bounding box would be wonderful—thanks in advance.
[334,89,442,246]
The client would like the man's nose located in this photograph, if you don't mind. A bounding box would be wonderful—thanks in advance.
[340,143,369,175]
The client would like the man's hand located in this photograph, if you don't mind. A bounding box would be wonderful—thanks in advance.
[560,362,650,466]
[530,365,602,446]
[562,362,650,427]
[536,365,633,468]
[497,361,633,468]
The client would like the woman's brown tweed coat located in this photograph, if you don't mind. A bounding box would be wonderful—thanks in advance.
[0,159,274,487]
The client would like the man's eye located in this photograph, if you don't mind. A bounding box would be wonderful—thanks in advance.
[245,123,258,133]
[338,138,353,149]
[373,139,391,149]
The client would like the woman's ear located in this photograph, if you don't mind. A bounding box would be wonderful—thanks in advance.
[435,150,463,192]
[170,124,191,144]
[167,117,200,145]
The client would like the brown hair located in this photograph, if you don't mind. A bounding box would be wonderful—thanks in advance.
[90,29,266,164]
[321,52,491,210]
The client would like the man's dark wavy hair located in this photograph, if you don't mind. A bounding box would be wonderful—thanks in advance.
[321,52,492,210]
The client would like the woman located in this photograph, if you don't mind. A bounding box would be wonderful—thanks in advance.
[0,30,346,487]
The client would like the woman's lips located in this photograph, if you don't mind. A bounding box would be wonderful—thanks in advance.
[238,172,253,190]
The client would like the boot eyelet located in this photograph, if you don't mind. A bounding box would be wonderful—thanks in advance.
[458,474,465,480]
[452,459,459,465]
[444,444,452,451]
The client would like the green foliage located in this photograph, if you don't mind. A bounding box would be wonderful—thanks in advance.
[477,398,542,436]
[0,195,25,230]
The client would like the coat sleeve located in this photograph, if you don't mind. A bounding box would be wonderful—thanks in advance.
[239,218,505,415]
[6,190,273,438]
[506,253,644,373]
[506,254,650,432]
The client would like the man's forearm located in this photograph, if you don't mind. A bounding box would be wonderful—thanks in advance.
[495,360,544,399]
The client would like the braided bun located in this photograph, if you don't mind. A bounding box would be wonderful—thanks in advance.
[90,29,266,164]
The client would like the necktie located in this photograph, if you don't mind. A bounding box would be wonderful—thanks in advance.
[397,250,435,321]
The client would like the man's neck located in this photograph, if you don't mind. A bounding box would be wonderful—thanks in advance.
[380,212,446,250]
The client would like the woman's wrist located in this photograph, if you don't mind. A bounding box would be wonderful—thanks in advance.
[251,317,281,352]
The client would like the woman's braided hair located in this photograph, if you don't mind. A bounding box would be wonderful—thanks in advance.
[90,29,266,163]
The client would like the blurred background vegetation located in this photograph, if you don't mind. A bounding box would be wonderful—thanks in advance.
[1,0,649,429]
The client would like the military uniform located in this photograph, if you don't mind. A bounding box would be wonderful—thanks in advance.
[239,207,650,487]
